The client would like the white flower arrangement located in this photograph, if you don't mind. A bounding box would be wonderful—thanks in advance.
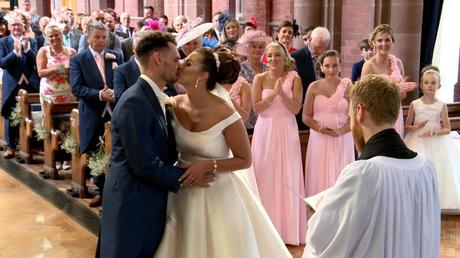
[34,121,48,141]
[60,131,77,154]
[88,137,110,177]
[9,102,21,127]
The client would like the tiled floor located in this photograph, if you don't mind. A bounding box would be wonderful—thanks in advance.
[1,165,460,257]
[0,169,96,258]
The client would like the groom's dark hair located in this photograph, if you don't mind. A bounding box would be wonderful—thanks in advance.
[135,31,176,66]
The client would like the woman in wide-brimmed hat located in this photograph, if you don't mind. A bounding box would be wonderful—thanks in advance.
[234,29,272,132]
[176,20,213,60]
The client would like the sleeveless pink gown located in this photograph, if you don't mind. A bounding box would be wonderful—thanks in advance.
[388,54,404,137]
[251,71,307,245]
[305,78,355,197]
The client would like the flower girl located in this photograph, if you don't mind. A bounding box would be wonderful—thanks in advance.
[404,65,460,210]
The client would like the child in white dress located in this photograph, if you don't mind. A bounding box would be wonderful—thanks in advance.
[404,66,460,210]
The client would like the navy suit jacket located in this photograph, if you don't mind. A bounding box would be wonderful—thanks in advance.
[291,46,317,130]
[70,48,122,154]
[101,77,183,258]
[0,36,39,117]
[351,58,365,83]
[114,57,178,103]
[114,57,139,101]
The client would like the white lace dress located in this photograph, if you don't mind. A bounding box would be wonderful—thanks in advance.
[405,99,460,210]
[154,111,292,258]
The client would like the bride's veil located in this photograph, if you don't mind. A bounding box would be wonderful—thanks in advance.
[211,83,233,105]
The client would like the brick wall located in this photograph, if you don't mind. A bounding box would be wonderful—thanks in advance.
[340,0,375,79]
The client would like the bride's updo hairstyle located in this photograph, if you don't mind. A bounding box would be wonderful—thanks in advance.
[195,47,241,91]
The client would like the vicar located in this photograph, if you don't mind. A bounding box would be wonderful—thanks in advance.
[303,75,440,258]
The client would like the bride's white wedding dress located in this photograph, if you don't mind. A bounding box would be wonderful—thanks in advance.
[154,108,292,258]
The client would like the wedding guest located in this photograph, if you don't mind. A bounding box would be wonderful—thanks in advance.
[292,26,331,130]
[36,22,77,171]
[0,12,9,38]
[351,39,374,82]
[57,13,81,51]
[361,24,417,138]
[35,16,49,49]
[0,11,39,158]
[302,50,354,197]
[235,29,272,132]
[70,21,122,207]
[251,42,306,245]
[78,10,123,59]
[219,18,242,48]
[202,28,218,48]
[143,5,154,19]
[117,12,134,38]
[172,15,187,33]
[176,21,213,60]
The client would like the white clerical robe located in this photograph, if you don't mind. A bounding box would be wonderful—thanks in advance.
[303,155,440,258]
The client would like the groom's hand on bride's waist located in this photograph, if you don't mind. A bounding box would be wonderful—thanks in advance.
[179,160,216,187]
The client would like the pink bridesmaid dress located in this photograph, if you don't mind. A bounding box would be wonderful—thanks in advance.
[387,54,404,137]
[251,70,307,245]
[305,78,355,197]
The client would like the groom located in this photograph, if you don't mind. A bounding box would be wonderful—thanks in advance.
[100,31,214,257]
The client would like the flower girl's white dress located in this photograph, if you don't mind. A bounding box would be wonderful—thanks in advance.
[405,99,460,210]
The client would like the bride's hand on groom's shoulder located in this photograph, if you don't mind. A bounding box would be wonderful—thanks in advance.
[179,160,215,187]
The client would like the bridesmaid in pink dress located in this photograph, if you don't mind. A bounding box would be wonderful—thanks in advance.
[251,42,306,245]
[302,50,355,197]
[361,24,416,137]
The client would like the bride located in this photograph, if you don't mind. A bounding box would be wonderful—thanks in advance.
[154,48,292,258]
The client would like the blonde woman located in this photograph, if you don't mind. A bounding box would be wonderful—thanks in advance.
[36,22,77,170]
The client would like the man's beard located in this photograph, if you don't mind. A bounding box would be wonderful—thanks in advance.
[351,116,365,154]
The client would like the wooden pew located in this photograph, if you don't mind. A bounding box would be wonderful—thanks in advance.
[299,130,310,166]
[42,100,79,179]
[104,122,112,160]
[17,90,41,163]
[70,109,89,198]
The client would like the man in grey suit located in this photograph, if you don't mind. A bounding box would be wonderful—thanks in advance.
[57,13,81,51]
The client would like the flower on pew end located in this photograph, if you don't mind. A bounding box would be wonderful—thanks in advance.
[104,53,117,61]
[60,131,77,154]
[34,121,48,141]
[88,138,110,177]
[9,102,21,127]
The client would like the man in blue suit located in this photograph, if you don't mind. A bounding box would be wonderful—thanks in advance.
[114,35,177,103]
[0,13,39,158]
[100,31,214,258]
[291,26,330,130]
[70,21,122,207]
[351,39,374,83]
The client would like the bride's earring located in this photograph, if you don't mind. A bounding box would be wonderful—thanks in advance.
[194,79,200,88]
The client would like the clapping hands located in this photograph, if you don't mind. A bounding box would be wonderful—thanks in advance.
[398,76,417,93]
[179,160,216,187]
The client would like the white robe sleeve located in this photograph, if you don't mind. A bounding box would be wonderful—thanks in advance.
[303,161,378,258]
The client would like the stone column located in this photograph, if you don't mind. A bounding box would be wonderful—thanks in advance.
[385,0,423,102]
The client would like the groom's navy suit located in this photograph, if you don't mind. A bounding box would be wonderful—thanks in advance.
[101,77,184,258]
